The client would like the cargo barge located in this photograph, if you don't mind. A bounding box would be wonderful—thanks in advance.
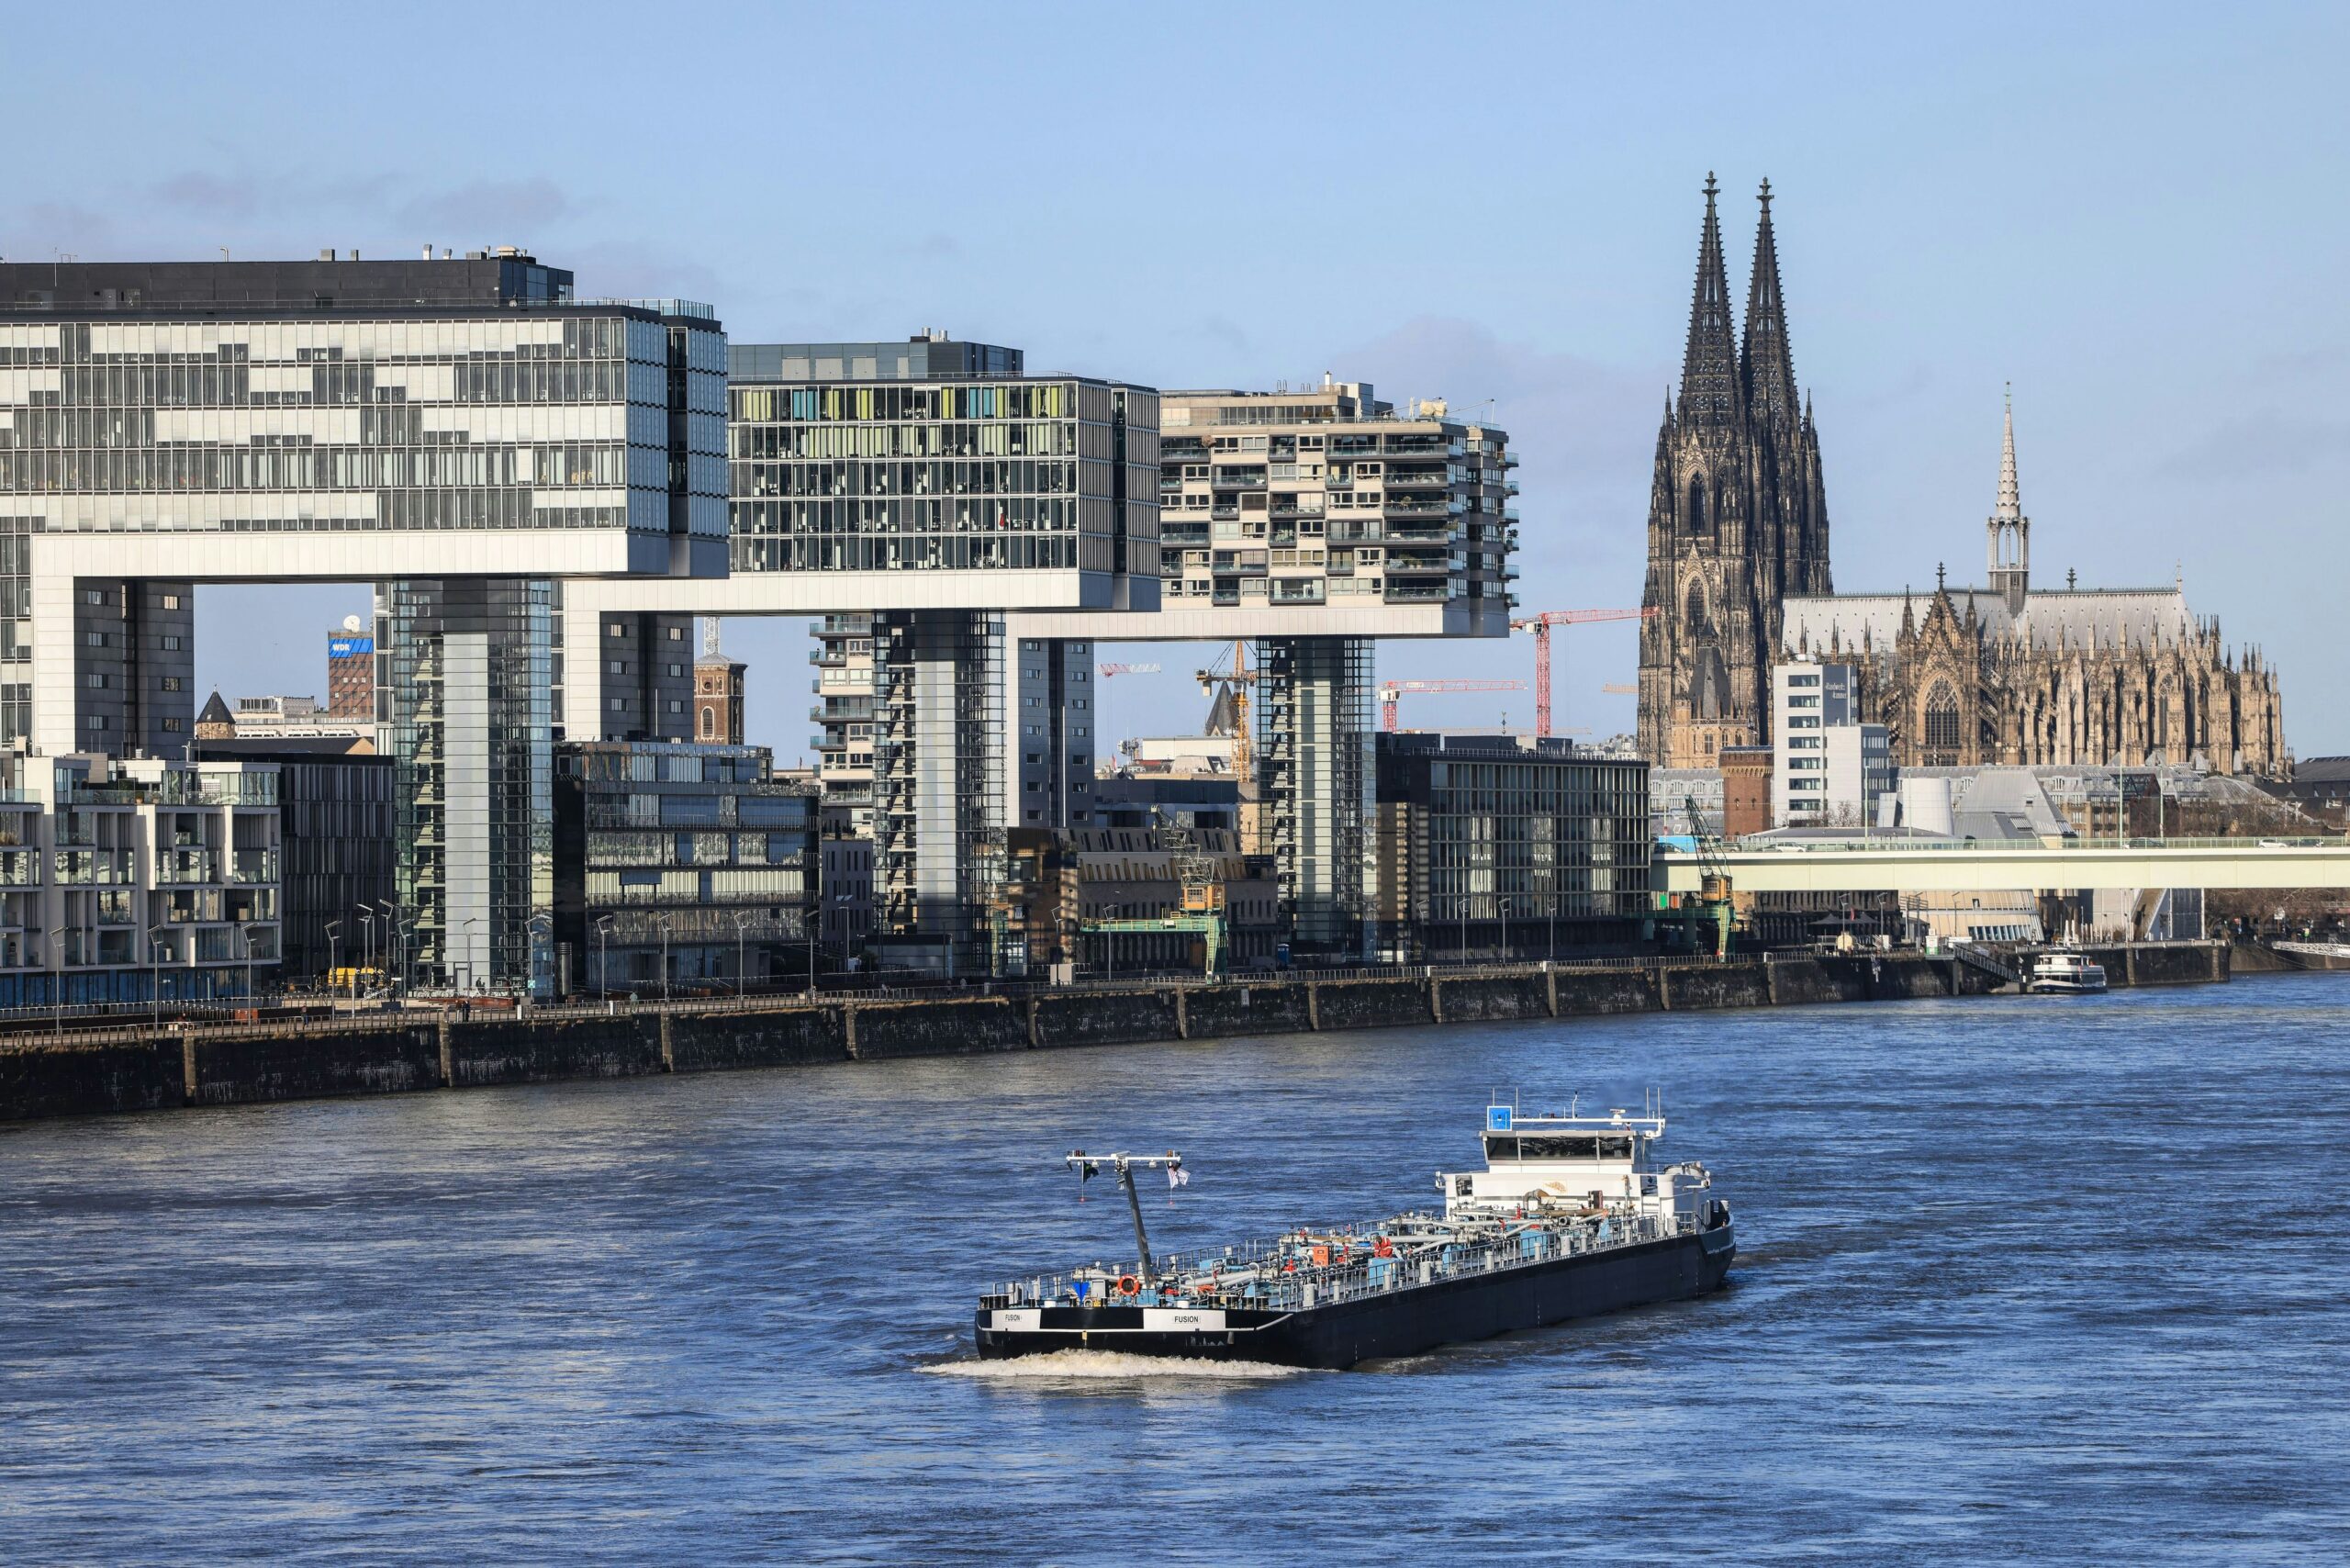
[973,1099,1734,1370]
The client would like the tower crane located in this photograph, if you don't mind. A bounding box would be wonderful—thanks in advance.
[1194,641,1255,776]
[1377,678,1528,733]
[1509,607,1659,737]
[1098,662,1161,678]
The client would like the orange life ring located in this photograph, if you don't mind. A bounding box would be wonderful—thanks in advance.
[1114,1274,1140,1296]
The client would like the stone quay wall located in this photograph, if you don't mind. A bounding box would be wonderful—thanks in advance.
[0,942,2240,1124]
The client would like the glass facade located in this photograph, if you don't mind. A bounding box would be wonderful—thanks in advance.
[378,578,554,997]
[1373,734,1651,961]
[0,295,723,755]
[730,378,1158,577]
[0,314,716,541]
[552,740,815,994]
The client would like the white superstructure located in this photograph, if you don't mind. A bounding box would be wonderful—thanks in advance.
[1444,1101,1718,1236]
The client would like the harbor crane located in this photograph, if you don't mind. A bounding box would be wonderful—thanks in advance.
[1508,607,1659,737]
[1377,678,1528,733]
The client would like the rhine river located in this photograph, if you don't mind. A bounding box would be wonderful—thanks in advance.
[4,976,2346,1563]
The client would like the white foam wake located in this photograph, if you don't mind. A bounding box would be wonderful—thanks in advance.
[924,1349,1305,1382]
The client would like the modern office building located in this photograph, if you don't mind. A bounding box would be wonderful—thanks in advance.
[1371,733,1650,962]
[810,611,878,837]
[560,332,1159,975]
[0,252,728,996]
[1771,659,1893,826]
[0,753,281,1005]
[552,739,816,996]
[199,739,393,980]
[1015,378,1518,958]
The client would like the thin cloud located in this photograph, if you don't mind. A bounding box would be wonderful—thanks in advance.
[396,178,576,238]
[2158,412,2350,483]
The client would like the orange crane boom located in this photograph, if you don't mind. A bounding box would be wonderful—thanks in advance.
[1508,608,1658,737]
[1377,678,1528,733]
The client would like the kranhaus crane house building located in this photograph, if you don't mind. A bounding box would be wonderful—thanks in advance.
[1014,378,1518,958]
[0,253,725,996]
[561,334,1159,974]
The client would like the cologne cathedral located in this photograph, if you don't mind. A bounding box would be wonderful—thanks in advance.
[1638,178,2288,778]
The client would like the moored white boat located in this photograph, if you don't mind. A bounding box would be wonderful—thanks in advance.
[2027,949,2108,994]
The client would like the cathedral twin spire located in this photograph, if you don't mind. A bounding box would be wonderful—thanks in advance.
[1676,174,1803,434]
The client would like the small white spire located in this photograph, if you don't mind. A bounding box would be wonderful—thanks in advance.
[700,615,722,659]
[1995,383,2021,522]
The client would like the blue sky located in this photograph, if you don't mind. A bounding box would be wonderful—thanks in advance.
[11,2,2344,754]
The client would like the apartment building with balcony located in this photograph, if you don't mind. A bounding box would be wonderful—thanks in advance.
[1015,377,1518,957]
[0,753,281,1006]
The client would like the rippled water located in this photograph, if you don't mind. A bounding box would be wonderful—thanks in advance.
[4,977,2348,1563]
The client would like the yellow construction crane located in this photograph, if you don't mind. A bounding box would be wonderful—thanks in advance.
[1195,639,1253,776]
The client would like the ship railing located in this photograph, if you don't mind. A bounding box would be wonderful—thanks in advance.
[989,1207,1700,1314]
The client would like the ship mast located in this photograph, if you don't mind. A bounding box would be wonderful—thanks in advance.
[1069,1150,1182,1279]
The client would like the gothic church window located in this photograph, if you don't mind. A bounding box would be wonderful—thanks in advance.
[1684,582,1708,638]
[1686,476,1707,539]
[1923,681,1961,764]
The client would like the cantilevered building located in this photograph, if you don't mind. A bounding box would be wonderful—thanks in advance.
[0,252,725,994]
[1015,377,1518,958]
[560,332,1158,974]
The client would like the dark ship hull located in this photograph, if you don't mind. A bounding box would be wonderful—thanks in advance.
[974,1221,1733,1371]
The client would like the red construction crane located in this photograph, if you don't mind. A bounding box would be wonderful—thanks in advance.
[1098,662,1162,678]
[1508,608,1658,737]
[1377,678,1528,733]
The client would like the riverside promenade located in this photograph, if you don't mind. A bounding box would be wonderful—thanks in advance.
[0,942,2235,1124]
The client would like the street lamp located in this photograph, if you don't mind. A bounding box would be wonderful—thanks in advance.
[733,908,754,996]
[325,918,342,1002]
[526,913,552,1002]
[595,913,614,997]
[237,922,256,1005]
[148,922,170,1033]
[356,904,375,990]
[377,899,399,991]
[459,916,478,993]
[656,913,675,1005]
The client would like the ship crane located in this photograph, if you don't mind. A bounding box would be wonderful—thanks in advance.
[1508,607,1659,737]
[1377,678,1528,734]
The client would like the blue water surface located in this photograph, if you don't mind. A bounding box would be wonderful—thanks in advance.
[3,975,2346,1564]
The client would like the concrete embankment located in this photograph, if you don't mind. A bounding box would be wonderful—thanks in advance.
[0,942,2238,1124]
